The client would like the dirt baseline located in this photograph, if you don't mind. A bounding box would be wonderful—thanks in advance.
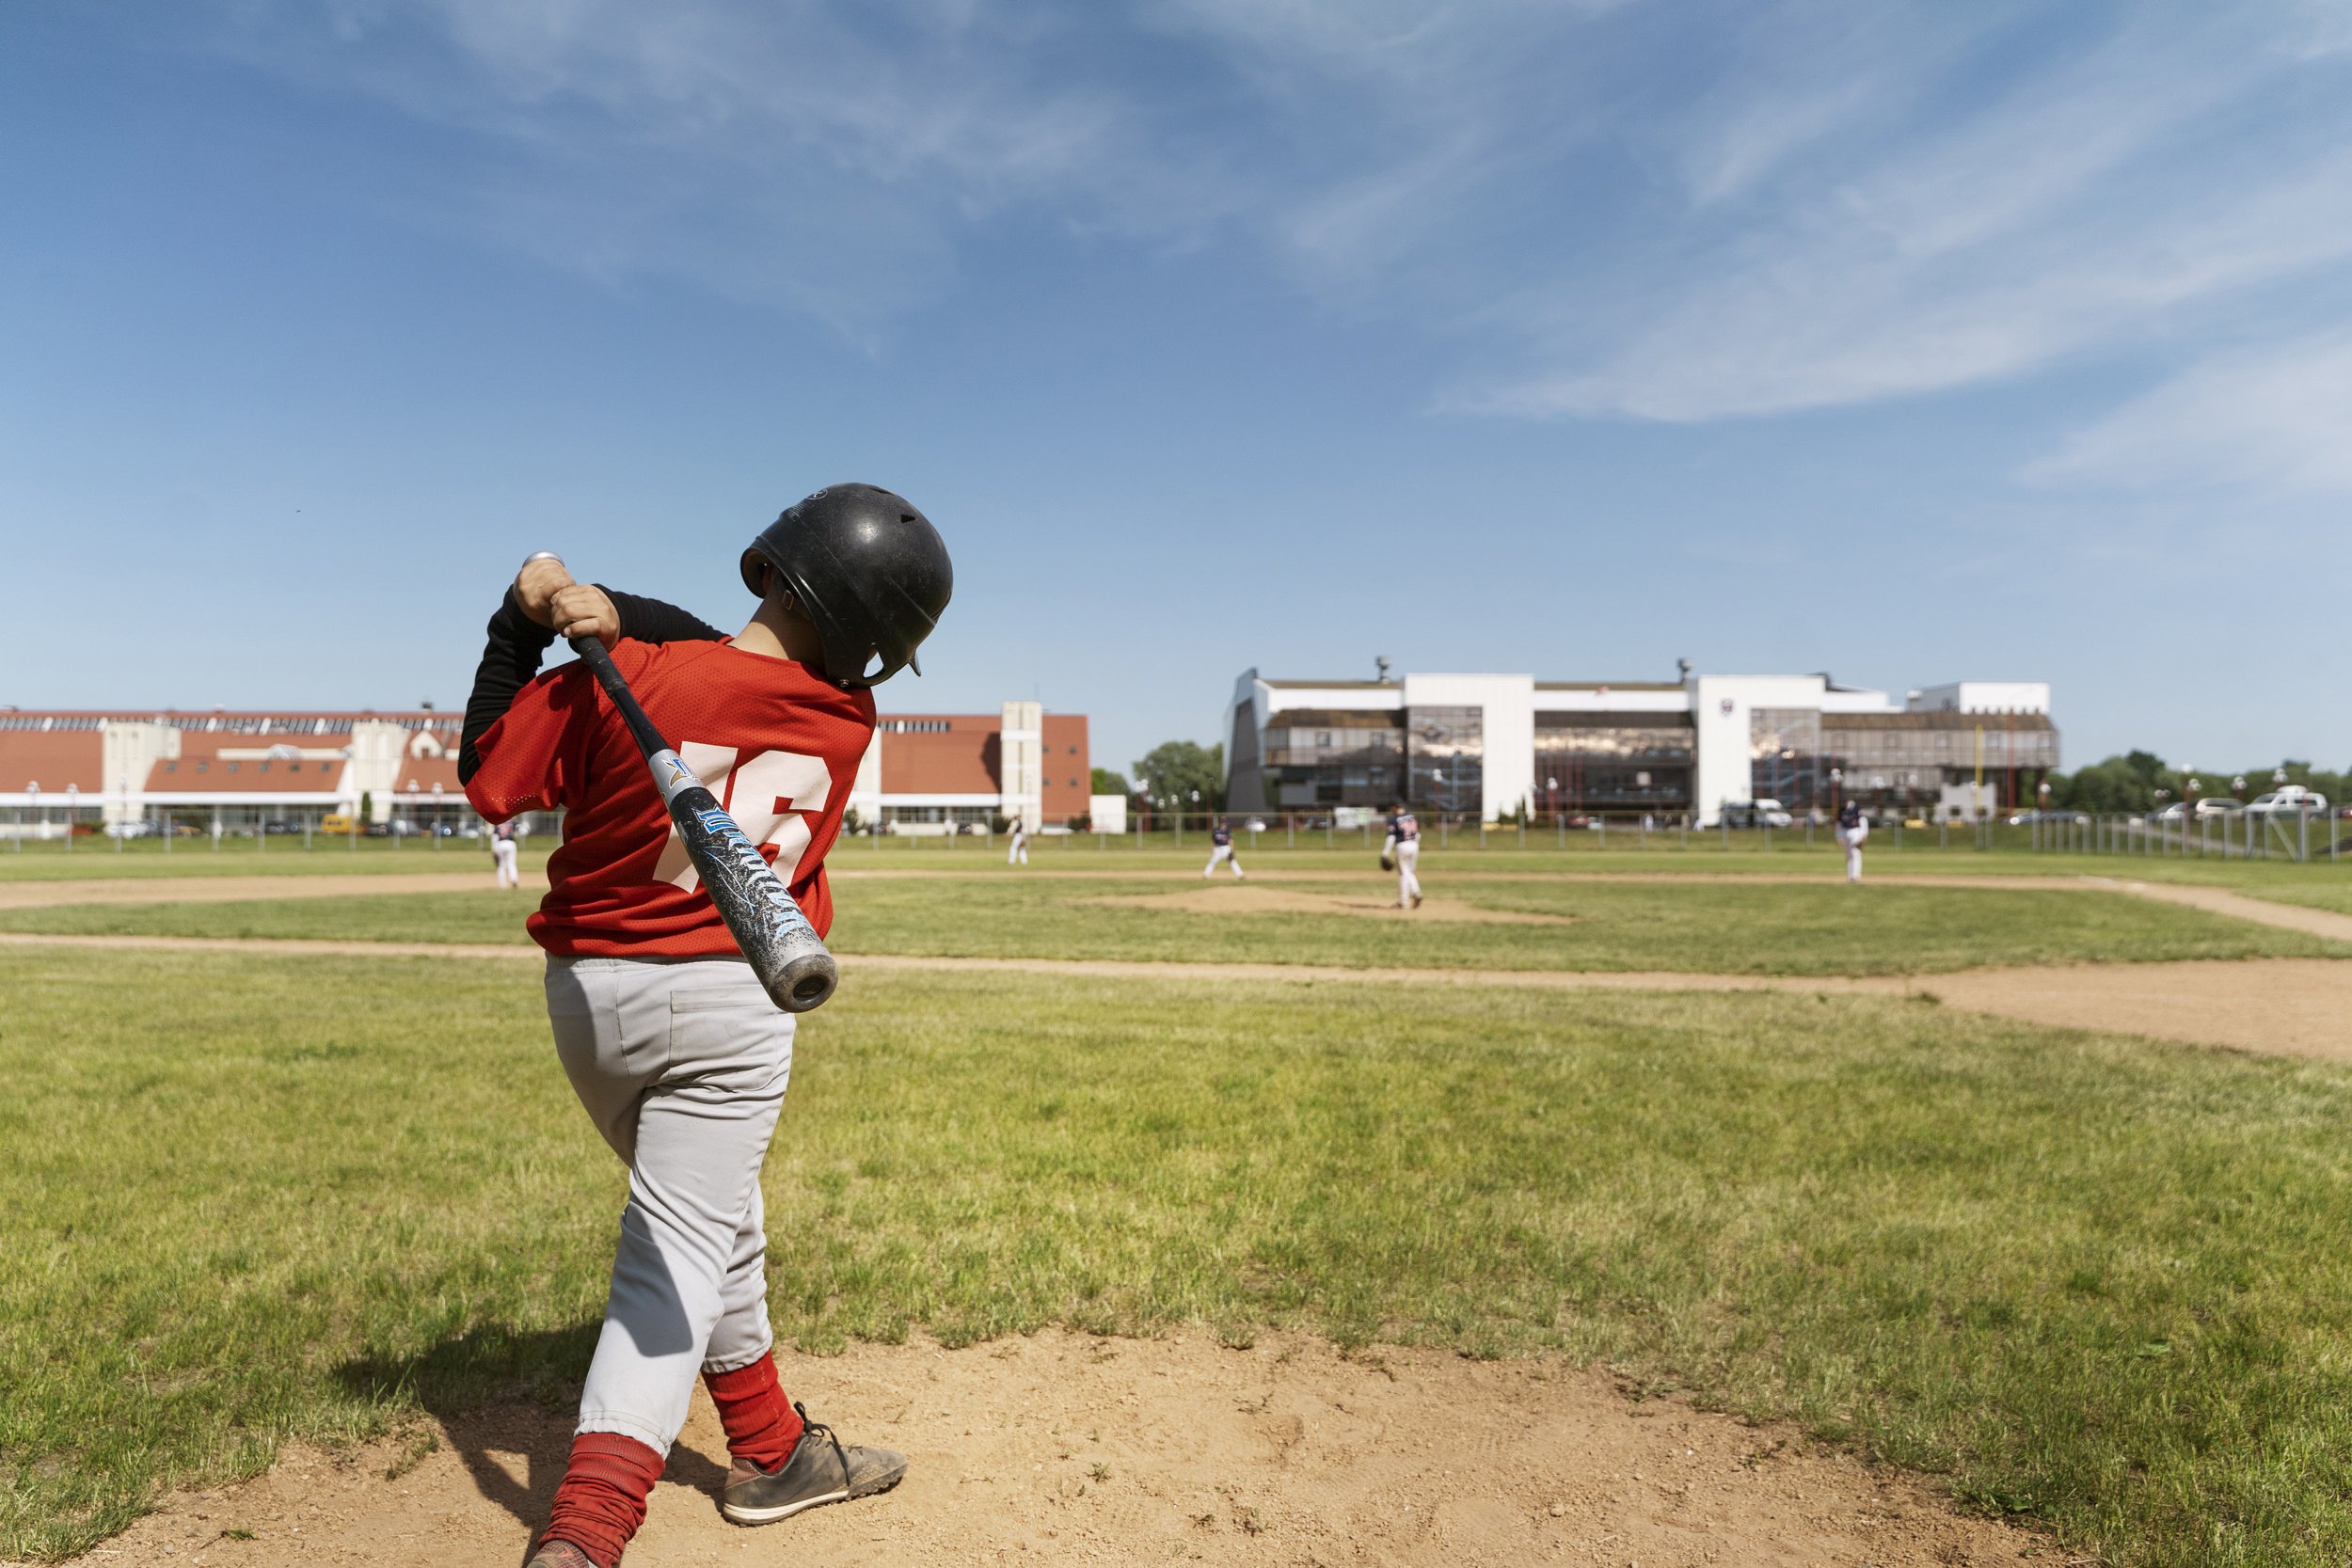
[7,928,2352,1063]
[50,1330,2041,1568]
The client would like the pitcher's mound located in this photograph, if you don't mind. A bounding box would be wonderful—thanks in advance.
[1098,885,1574,924]
[72,1331,2041,1568]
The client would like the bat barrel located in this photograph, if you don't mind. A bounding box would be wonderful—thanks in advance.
[771,950,839,1013]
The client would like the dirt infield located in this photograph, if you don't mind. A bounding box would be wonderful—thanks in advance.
[52,1330,2041,1568]
[1089,884,1577,924]
[8,929,2350,1064]
[2087,876,2352,942]
[0,873,492,910]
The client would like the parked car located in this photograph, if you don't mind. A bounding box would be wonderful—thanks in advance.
[1722,799,1794,829]
[2246,786,2328,816]
[2193,797,2243,819]
[2003,809,2090,827]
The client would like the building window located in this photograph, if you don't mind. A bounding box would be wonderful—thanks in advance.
[1407,706,1484,815]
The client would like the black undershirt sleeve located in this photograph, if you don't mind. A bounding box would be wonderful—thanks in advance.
[456,586,724,784]
[607,589,726,645]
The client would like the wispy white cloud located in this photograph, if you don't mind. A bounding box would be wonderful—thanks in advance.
[189,0,2352,449]
[204,0,1168,330]
[1449,8,2352,420]
[2024,333,2352,495]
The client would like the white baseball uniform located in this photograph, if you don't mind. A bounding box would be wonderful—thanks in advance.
[1202,824,1244,879]
[1388,810,1422,907]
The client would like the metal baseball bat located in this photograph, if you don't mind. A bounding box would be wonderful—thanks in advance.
[569,635,839,1013]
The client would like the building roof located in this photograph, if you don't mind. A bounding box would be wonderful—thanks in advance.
[0,708,453,731]
[1260,679,1401,690]
[148,756,345,795]
[1,732,104,792]
[878,716,1003,795]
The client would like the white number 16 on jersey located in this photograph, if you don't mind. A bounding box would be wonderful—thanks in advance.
[652,744,833,893]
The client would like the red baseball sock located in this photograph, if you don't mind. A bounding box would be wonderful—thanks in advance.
[703,1353,805,1468]
[541,1432,663,1568]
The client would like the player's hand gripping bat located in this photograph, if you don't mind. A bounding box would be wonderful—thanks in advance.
[569,634,839,1013]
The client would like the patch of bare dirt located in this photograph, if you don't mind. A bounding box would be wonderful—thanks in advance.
[46,1331,2042,1568]
[0,873,499,910]
[1088,884,1575,924]
[1928,958,2352,1063]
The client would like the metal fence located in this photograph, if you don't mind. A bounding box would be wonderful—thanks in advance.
[864,808,2352,863]
[14,800,2344,863]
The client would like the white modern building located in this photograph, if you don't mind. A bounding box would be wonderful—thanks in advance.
[1223,669,2057,825]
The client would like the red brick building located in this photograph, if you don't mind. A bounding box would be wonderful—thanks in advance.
[0,700,1090,836]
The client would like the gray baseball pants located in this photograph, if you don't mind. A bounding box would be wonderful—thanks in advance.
[544,955,796,1455]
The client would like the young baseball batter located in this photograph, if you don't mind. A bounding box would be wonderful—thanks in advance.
[460,484,952,1568]
[1836,796,1868,883]
[1201,817,1245,879]
[1386,802,1422,909]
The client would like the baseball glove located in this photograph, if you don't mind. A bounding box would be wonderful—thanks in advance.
[1379,850,1395,872]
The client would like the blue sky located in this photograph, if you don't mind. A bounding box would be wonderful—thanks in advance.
[5,1,2349,778]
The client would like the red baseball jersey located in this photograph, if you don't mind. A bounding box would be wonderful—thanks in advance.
[465,639,875,956]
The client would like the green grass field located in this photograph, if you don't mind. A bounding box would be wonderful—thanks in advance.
[1,873,2343,974]
[9,945,2352,1565]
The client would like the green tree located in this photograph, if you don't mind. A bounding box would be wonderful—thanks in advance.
[1090,767,1130,797]
[1132,741,1224,813]
[2052,758,2150,814]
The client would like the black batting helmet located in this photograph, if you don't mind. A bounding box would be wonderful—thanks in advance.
[740,483,952,689]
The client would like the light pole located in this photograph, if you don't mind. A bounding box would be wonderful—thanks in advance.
[432,782,445,849]
[65,783,78,854]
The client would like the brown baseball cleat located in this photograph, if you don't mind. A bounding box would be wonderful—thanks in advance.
[722,1404,908,1525]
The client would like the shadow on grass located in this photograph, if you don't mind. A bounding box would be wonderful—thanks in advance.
[334,1323,731,1537]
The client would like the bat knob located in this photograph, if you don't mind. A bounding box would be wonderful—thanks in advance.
[770,950,840,1013]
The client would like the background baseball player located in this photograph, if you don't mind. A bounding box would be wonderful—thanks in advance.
[1836,795,1869,883]
[1201,817,1245,879]
[461,484,952,1568]
[491,818,520,888]
[1387,802,1422,909]
[1006,816,1028,865]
